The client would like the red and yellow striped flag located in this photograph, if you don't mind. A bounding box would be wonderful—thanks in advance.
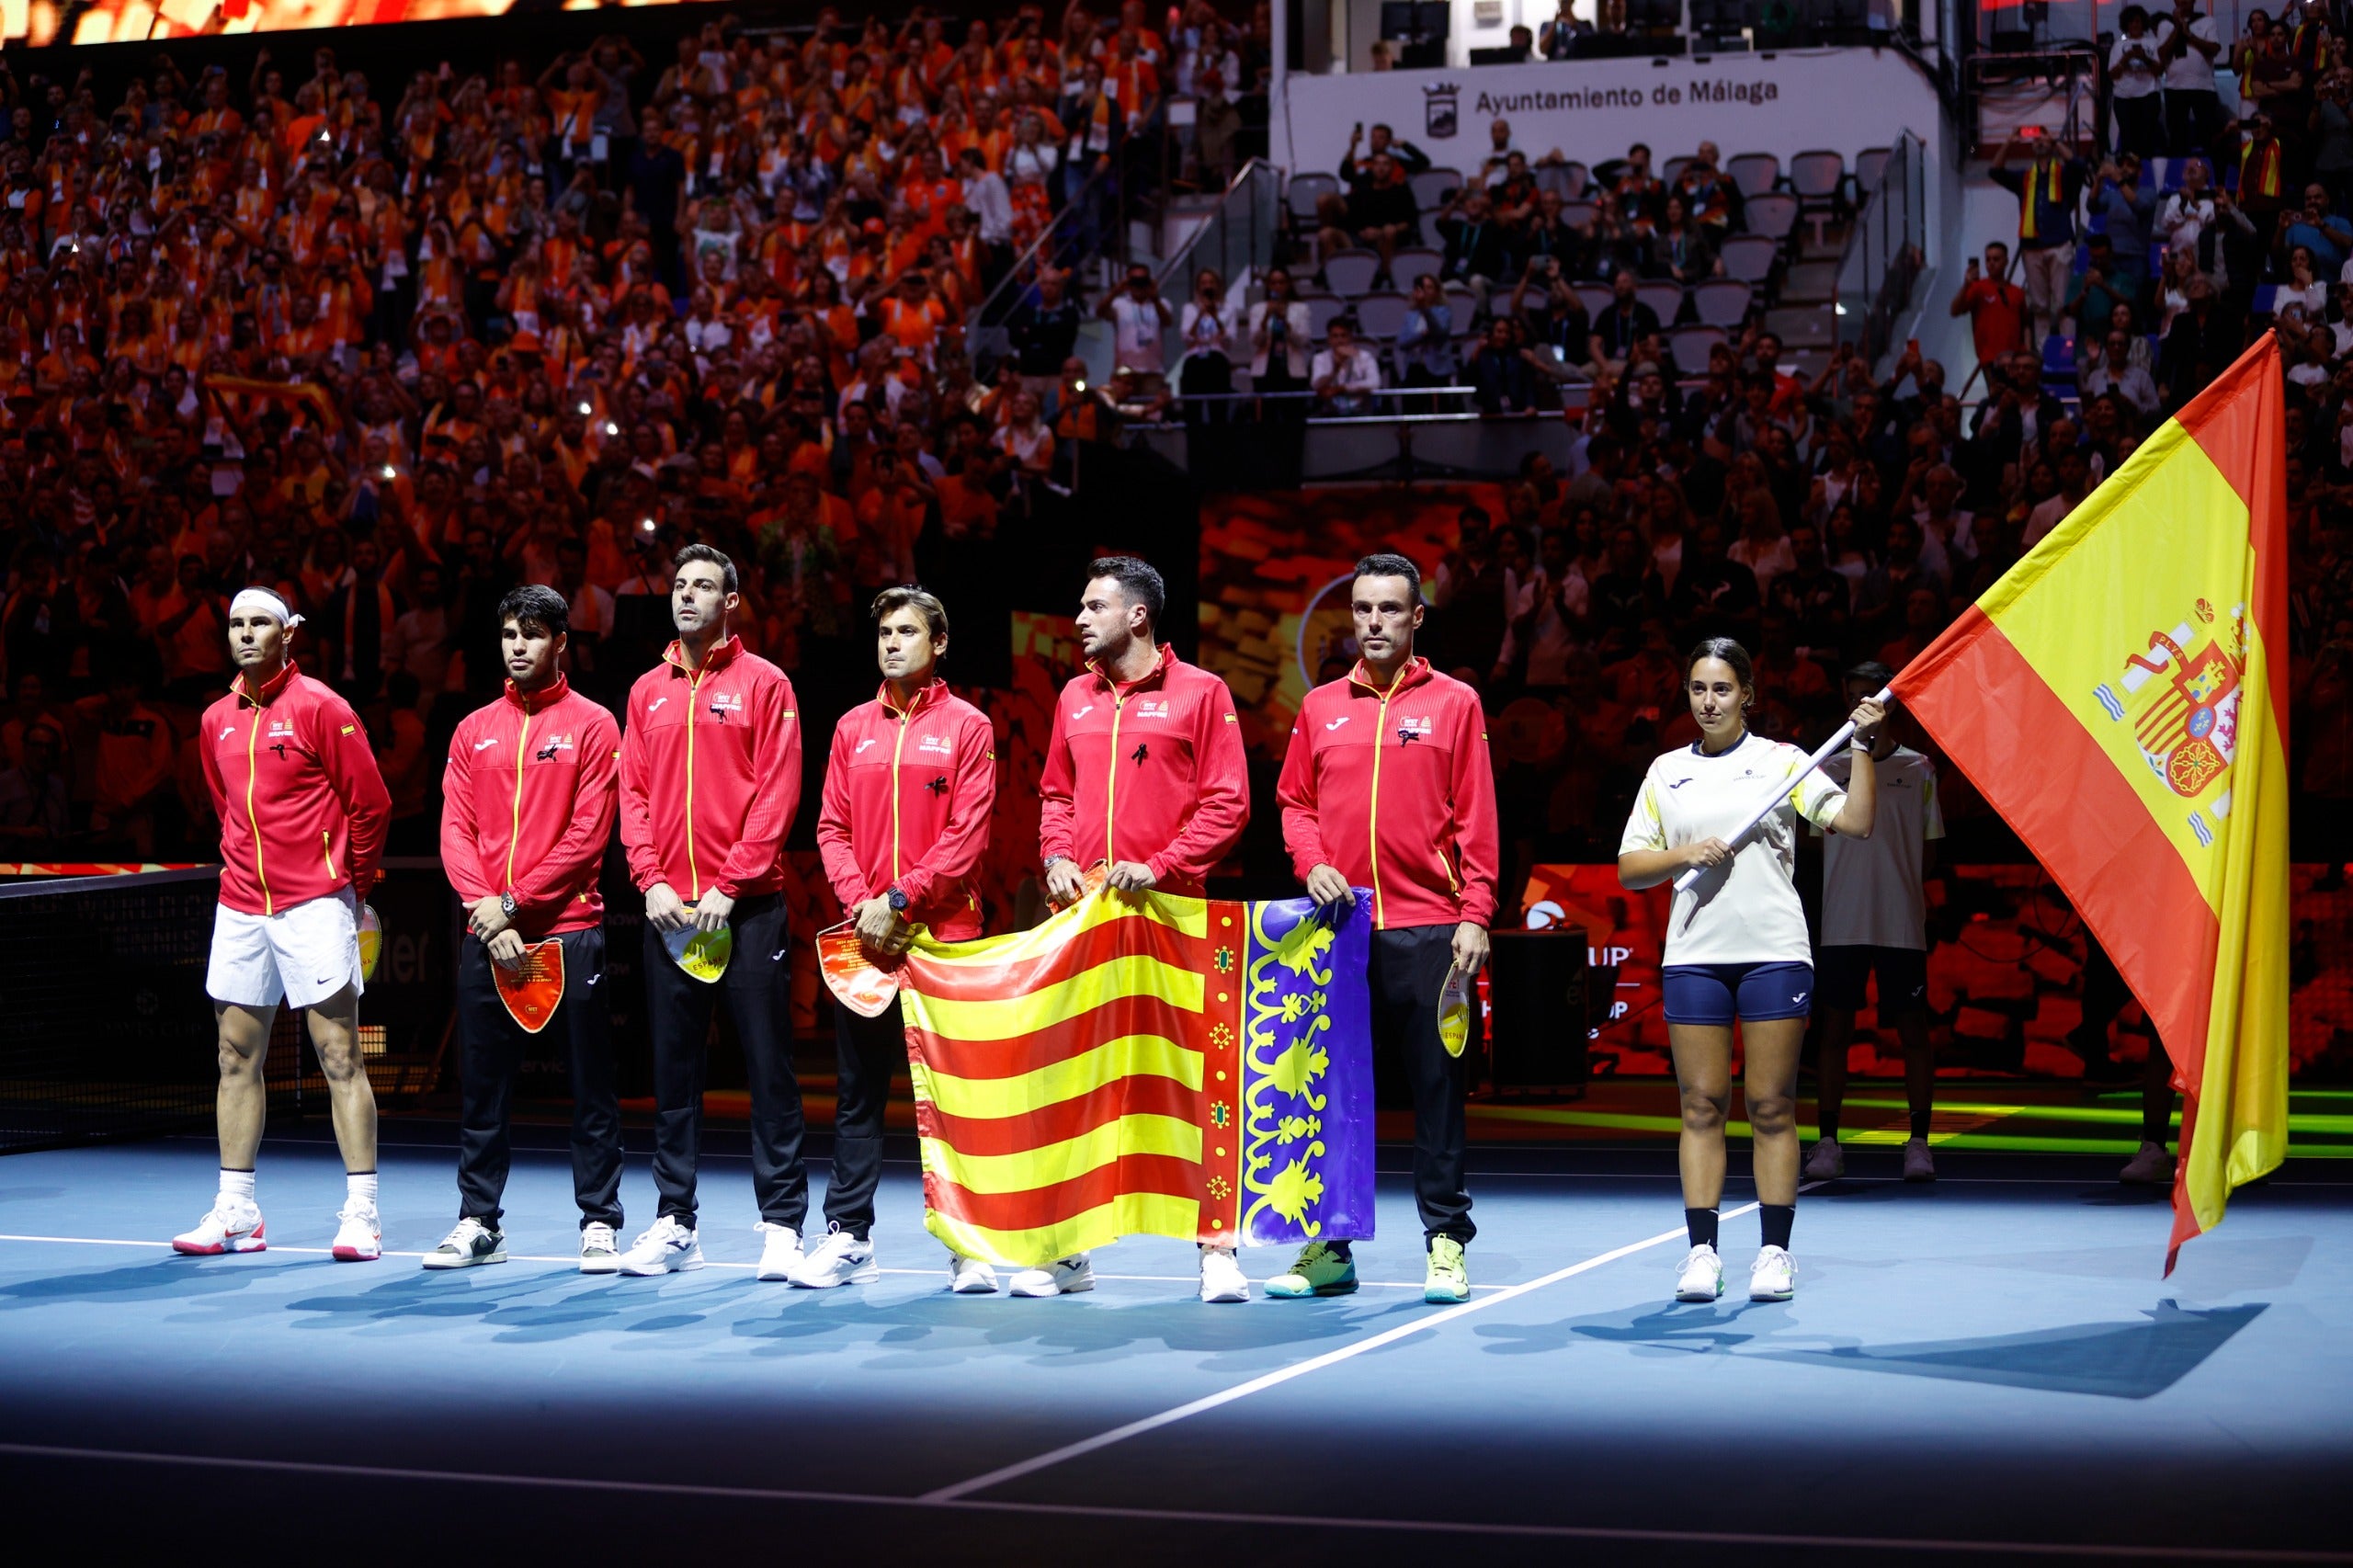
[1893,335,2290,1271]
[895,888,1377,1268]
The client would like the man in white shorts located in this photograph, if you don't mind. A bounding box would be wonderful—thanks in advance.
[174,588,393,1262]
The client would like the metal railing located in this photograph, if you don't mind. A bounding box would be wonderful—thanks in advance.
[1836,131,1927,367]
[1153,158,1284,370]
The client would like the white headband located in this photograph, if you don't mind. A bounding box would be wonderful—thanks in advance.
[230,588,303,629]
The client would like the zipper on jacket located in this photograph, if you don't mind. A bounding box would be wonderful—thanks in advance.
[245,708,271,915]
[506,711,531,892]
[890,701,909,881]
[683,670,705,900]
[321,828,335,881]
[1104,693,1124,866]
[1367,687,1392,926]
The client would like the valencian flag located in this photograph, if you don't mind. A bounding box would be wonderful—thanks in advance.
[881,887,1377,1268]
[1892,334,2290,1271]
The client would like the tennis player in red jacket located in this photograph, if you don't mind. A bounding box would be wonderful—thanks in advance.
[615,545,810,1281]
[175,586,392,1264]
[1029,555,1251,1302]
[806,585,997,1290]
[428,585,624,1274]
[1274,552,1500,1306]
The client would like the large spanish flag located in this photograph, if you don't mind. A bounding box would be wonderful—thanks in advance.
[894,888,1378,1267]
[1893,335,2290,1271]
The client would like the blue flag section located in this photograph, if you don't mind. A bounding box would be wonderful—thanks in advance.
[1235,891,1378,1247]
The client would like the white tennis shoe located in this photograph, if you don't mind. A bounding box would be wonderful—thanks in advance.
[172,1200,266,1256]
[579,1222,620,1274]
[1009,1254,1095,1297]
[331,1203,381,1262]
[1750,1245,1797,1301]
[1198,1246,1250,1303]
[755,1221,803,1281]
[789,1226,879,1289]
[619,1216,705,1276]
[948,1255,1001,1294]
[1674,1244,1724,1301]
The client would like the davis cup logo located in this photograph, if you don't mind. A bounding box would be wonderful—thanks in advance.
[2094,598,2243,846]
[1424,82,1460,140]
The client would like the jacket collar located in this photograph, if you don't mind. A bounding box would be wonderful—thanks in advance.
[662,634,742,678]
[879,677,949,720]
[505,673,572,714]
[1347,654,1433,699]
[1086,641,1175,693]
[233,658,300,709]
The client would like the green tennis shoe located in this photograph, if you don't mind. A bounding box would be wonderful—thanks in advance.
[1264,1241,1358,1298]
[1424,1236,1470,1303]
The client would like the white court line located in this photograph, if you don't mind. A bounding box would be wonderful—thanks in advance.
[921,1194,1790,1503]
[0,1441,2338,1562]
[0,1233,1500,1292]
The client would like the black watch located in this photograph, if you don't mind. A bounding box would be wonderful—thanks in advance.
[500,891,518,921]
[886,886,910,913]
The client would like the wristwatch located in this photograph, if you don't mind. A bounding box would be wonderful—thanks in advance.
[886,886,910,914]
[500,891,518,921]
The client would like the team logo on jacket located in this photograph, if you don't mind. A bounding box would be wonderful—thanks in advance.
[919,733,953,756]
[1133,699,1172,720]
[265,719,297,759]
[856,738,879,754]
[536,733,575,762]
[1396,715,1434,745]
[708,691,744,722]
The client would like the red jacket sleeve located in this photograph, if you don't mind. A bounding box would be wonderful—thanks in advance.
[713,668,802,899]
[1275,711,1328,885]
[1450,691,1501,926]
[1146,680,1250,885]
[319,693,392,897]
[511,707,620,918]
[897,707,997,907]
[814,720,867,909]
[1037,692,1076,866]
[617,684,663,892]
[439,713,494,903]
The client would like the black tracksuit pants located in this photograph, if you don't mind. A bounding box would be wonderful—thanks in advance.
[454,926,623,1229]
[824,994,907,1241]
[1370,924,1475,1247]
[642,892,810,1229]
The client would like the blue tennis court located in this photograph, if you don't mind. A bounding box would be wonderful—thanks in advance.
[1,1128,2347,1564]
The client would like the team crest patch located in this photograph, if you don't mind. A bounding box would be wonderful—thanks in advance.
[2094,601,2245,846]
[1133,699,1173,720]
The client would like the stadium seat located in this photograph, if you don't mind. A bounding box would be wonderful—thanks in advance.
[1790,150,1847,208]
[1574,284,1615,321]
[1324,249,1382,297]
[1534,163,1586,199]
[1662,156,1694,189]
[1420,210,1448,248]
[1854,146,1892,199]
[1765,302,1836,348]
[1781,261,1839,303]
[1288,173,1339,222]
[1718,233,1780,282]
[1670,325,1728,376]
[1726,153,1781,198]
[1562,200,1599,232]
[1442,279,1479,327]
[1410,168,1461,210]
[1303,295,1349,338]
[1354,290,1411,341]
[1636,281,1686,324]
[1691,278,1755,327]
[1744,193,1800,244]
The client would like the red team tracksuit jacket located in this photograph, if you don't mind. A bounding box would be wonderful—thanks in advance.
[200,660,392,916]
[1039,643,1249,895]
[816,679,998,942]
[1277,657,1501,930]
[441,676,622,940]
[619,637,802,903]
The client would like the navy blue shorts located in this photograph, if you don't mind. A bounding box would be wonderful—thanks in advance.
[1816,945,1928,1014]
[1660,961,1816,1027]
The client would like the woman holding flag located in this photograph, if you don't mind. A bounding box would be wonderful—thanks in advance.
[1618,638,1883,1304]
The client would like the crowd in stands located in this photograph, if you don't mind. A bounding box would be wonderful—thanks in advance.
[0,3,1272,860]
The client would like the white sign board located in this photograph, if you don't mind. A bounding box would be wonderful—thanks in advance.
[1278,48,1943,179]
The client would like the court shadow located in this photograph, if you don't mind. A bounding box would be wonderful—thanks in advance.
[1749,1300,2267,1399]
[2077,1187,2172,1209]
[1474,1299,1780,1358]
[0,1187,68,1202]
[0,1257,270,1308]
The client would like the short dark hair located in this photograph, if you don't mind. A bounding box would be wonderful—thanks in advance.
[1086,555,1165,631]
[1845,659,1894,689]
[675,542,737,595]
[1352,553,1425,606]
[1685,636,1756,703]
[872,585,950,641]
[498,583,569,640]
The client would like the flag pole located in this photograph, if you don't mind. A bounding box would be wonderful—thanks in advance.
[1670,686,1893,895]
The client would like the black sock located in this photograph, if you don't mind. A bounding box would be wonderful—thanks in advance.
[1685,1208,1719,1249]
[2143,1096,2174,1146]
[1760,1204,1796,1251]
[1327,1240,1353,1259]
[1817,1107,1839,1142]
[1911,1104,1934,1140]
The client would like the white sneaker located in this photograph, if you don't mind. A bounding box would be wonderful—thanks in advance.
[1903,1137,1937,1182]
[789,1225,879,1289]
[1802,1138,1845,1181]
[1674,1244,1724,1302]
[331,1203,382,1263]
[1009,1254,1095,1297]
[755,1221,803,1281]
[619,1216,705,1276]
[948,1254,1001,1294]
[421,1217,505,1269]
[172,1199,266,1256]
[2120,1142,2177,1186]
[579,1222,620,1274]
[1750,1244,1797,1301]
[1199,1245,1250,1303]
